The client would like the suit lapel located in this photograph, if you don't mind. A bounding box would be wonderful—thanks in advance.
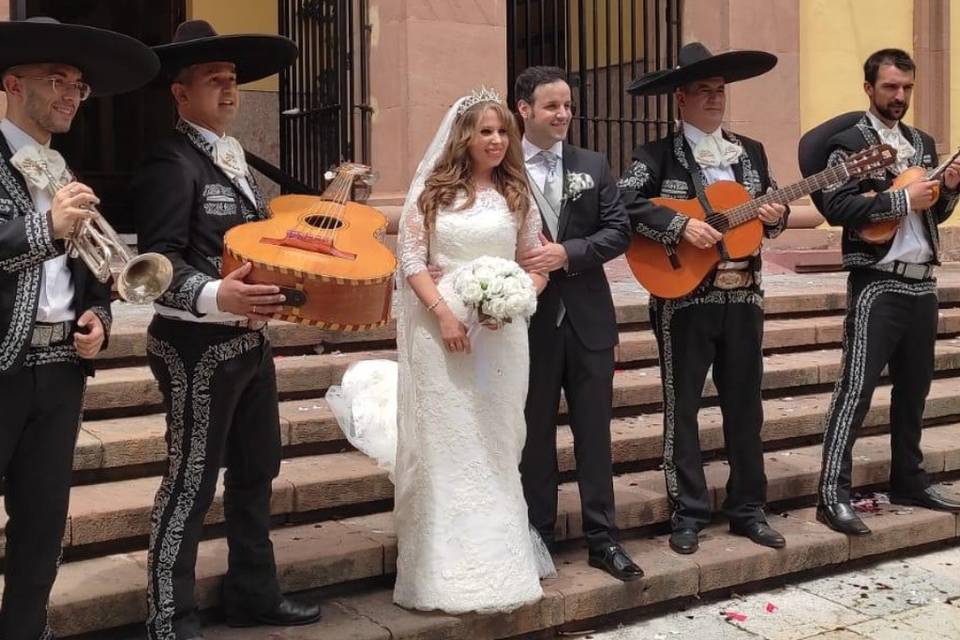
[0,136,41,217]
[723,130,746,184]
[557,142,574,240]
[176,119,258,210]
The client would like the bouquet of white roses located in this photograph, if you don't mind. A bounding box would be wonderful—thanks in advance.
[450,256,538,323]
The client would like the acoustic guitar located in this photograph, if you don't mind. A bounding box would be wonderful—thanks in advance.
[222,163,396,330]
[858,146,960,244]
[626,144,896,299]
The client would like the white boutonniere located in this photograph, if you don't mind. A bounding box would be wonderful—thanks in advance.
[563,171,595,202]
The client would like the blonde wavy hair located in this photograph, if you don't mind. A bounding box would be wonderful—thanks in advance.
[417,101,530,230]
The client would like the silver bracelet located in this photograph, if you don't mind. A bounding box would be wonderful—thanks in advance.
[426,296,444,311]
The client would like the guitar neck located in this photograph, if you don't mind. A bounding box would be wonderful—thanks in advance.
[319,174,357,203]
[927,148,960,181]
[720,164,849,228]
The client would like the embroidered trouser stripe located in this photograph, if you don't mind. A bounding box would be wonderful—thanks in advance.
[145,317,282,640]
[0,362,84,640]
[651,289,767,532]
[818,271,937,505]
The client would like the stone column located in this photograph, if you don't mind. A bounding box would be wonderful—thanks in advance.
[682,0,819,226]
[368,0,508,208]
[913,0,950,154]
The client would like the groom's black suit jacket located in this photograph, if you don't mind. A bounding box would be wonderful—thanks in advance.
[523,141,631,550]
[529,142,631,351]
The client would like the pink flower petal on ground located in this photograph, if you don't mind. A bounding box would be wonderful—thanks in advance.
[766,602,778,613]
[722,611,748,622]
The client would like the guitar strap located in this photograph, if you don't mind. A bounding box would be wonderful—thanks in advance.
[683,138,732,261]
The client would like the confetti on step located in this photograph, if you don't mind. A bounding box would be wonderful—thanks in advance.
[766,602,778,613]
[722,610,748,622]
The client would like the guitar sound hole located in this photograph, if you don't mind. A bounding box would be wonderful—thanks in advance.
[304,215,344,230]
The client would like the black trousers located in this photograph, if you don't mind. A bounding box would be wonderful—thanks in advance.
[650,290,768,532]
[818,270,937,505]
[522,317,617,551]
[144,316,282,640]
[0,359,84,640]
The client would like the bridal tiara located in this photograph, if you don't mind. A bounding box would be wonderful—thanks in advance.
[456,86,505,116]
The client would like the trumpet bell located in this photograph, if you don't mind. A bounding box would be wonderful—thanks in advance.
[117,252,174,305]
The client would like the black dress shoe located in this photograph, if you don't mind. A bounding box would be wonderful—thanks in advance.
[890,486,960,512]
[669,528,699,554]
[588,543,644,581]
[816,502,871,535]
[730,521,786,549]
[225,596,322,628]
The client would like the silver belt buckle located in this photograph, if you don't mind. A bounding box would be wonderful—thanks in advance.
[902,263,928,280]
[714,270,752,290]
[31,324,52,347]
[30,322,67,347]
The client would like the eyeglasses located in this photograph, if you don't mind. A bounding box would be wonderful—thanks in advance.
[16,76,92,101]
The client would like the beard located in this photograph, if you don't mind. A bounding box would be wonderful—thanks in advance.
[873,99,909,123]
[24,89,74,135]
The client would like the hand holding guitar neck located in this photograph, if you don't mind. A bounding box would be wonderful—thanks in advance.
[627,143,897,299]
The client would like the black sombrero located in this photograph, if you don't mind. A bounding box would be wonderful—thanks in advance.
[154,20,298,85]
[0,17,160,97]
[627,42,777,96]
[797,111,865,214]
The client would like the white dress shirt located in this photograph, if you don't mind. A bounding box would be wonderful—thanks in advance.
[1,118,75,323]
[523,136,563,193]
[865,111,933,265]
[154,120,255,322]
[683,122,738,185]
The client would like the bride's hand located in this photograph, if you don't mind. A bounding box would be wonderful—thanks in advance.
[438,308,471,353]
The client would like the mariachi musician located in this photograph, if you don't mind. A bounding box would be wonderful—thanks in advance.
[130,20,320,640]
[0,17,157,640]
[618,43,788,555]
[814,49,960,536]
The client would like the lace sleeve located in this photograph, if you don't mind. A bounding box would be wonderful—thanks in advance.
[517,200,543,258]
[397,199,430,278]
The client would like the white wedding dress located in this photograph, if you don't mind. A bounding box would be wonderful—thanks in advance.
[329,186,553,614]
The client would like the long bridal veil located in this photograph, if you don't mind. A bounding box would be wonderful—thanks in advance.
[325,96,467,479]
[327,94,556,585]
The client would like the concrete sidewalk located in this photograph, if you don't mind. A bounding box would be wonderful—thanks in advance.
[589,543,960,639]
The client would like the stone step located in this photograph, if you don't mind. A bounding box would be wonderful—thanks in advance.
[81,332,960,418]
[71,366,960,480]
[96,283,960,363]
[197,503,960,640]
[42,423,960,638]
[45,406,960,562]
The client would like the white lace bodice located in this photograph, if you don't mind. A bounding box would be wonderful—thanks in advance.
[398,187,541,277]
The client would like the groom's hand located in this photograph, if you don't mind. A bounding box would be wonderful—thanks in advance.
[519,232,568,273]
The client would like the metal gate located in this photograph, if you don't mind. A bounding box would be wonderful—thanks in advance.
[278,0,371,194]
[507,0,682,176]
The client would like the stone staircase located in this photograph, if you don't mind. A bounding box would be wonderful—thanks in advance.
[16,260,960,639]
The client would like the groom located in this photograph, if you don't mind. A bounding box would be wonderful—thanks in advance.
[516,66,643,581]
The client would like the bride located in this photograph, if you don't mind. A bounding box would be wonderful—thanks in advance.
[328,88,554,614]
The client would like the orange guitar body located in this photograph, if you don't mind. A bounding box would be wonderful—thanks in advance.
[223,194,396,330]
[858,166,939,244]
[625,181,762,299]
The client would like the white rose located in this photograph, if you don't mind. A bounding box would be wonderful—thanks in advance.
[473,265,495,284]
[459,281,484,305]
[485,278,505,297]
[483,297,508,319]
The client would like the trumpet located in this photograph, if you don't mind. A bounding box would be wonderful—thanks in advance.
[28,160,173,304]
